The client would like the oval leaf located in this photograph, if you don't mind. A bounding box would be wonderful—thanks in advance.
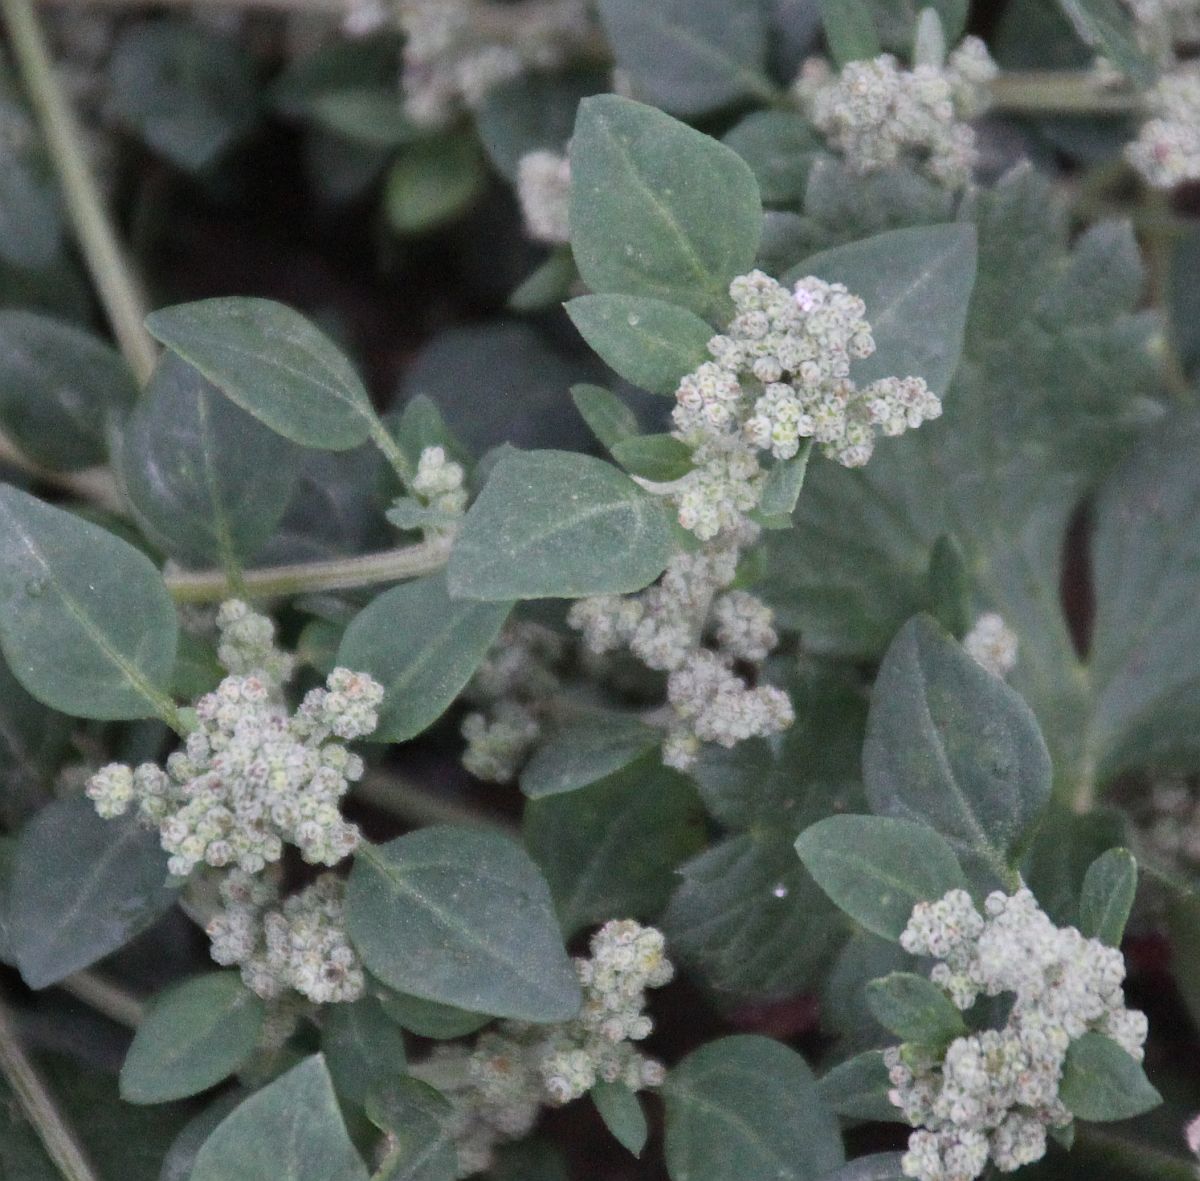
[447,450,674,601]
[591,1082,648,1157]
[0,485,179,721]
[1059,1033,1161,1122]
[338,575,512,743]
[144,298,377,450]
[345,826,581,1022]
[322,996,408,1108]
[191,1055,368,1181]
[1078,848,1137,948]
[864,972,966,1045]
[817,1052,899,1123]
[519,713,662,798]
[121,973,265,1104]
[367,1077,458,1181]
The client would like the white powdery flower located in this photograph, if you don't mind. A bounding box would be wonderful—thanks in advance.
[516,150,571,244]
[413,445,469,516]
[1127,63,1200,187]
[962,613,1018,678]
[888,888,1148,1181]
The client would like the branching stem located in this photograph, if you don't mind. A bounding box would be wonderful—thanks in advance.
[989,71,1141,115]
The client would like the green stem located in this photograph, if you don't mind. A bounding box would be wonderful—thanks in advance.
[0,996,101,1181]
[59,971,144,1028]
[0,0,157,384]
[163,536,452,603]
[367,418,415,488]
[1141,187,1195,404]
[989,71,1141,115]
[1073,1127,1197,1181]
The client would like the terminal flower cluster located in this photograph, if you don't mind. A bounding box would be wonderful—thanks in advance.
[409,921,671,1177]
[388,445,469,538]
[962,613,1018,679]
[797,37,997,190]
[516,149,571,244]
[1127,63,1200,187]
[886,888,1148,1181]
[395,0,594,127]
[207,869,365,1005]
[667,269,941,540]
[568,527,792,770]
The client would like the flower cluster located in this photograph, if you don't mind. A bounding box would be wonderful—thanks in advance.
[207,869,365,1004]
[516,149,571,244]
[666,269,941,540]
[797,37,997,190]
[962,613,1018,679]
[886,888,1148,1181]
[569,527,792,770]
[389,445,469,538]
[409,921,671,1178]
[1127,63,1200,187]
[1121,0,1200,65]
[460,622,564,782]
[1139,774,1200,873]
[396,0,594,127]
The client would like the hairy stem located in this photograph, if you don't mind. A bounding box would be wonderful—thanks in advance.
[59,971,144,1028]
[163,536,453,603]
[0,996,101,1181]
[0,0,157,384]
[989,71,1141,115]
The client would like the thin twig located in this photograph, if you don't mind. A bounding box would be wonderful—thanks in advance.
[989,71,1141,115]
[1,0,157,384]
[163,536,453,603]
[59,971,144,1029]
[0,996,101,1181]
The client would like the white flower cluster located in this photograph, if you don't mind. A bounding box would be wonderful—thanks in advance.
[797,38,997,189]
[1127,63,1200,187]
[390,444,469,538]
[460,622,564,782]
[207,869,365,1004]
[1122,0,1200,64]
[962,613,1018,679]
[568,529,792,770]
[396,0,594,127]
[886,888,1148,1181]
[516,150,571,244]
[666,269,940,540]
[410,921,671,1178]
[1140,774,1200,872]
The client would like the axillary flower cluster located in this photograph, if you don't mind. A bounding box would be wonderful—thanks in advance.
[408,920,672,1178]
[886,888,1148,1181]
[85,601,383,1005]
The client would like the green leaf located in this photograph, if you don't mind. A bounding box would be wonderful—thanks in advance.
[591,1082,648,1157]
[793,224,978,397]
[520,712,661,798]
[566,294,713,397]
[1022,806,1128,929]
[819,0,882,66]
[820,1155,906,1181]
[145,298,377,451]
[1054,0,1156,86]
[367,1078,457,1181]
[596,0,775,117]
[309,90,417,147]
[723,112,822,208]
[569,96,762,321]
[447,449,674,601]
[571,384,640,452]
[795,814,967,941]
[322,996,408,1109]
[389,394,469,474]
[1078,848,1137,948]
[385,134,487,234]
[0,311,135,471]
[525,757,705,936]
[824,932,911,1055]
[758,441,813,521]
[0,486,179,721]
[1058,1033,1161,1121]
[926,534,971,639]
[610,434,695,482]
[10,796,177,989]
[863,615,1051,886]
[120,973,266,1104]
[337,575,512,743]
[377,989,490,1040]
[119,352,302,570]
[663,1035,844,1181]
[864,972,966,1045]
[160,1091,248,1181]
[345,826,581,1021]
[0,655,71,827]
[191,1056,369,1181]
[665,832,845,998]
[817,1052,899,1123]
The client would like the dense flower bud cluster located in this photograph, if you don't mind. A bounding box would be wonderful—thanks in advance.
[797,38,997,189]
[1127,63,1200,187]
[410,921,671,1178]
[516,150,571,244]
[568,528,792,770]
[1120,0,1200,64]
[962,613,1018,678]
[460,622,564,782]
[207,870,365,1004]
[396,0,594,127]
[886,888,1148,1181]
[666,269,941,540]
[389,445,470,538]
